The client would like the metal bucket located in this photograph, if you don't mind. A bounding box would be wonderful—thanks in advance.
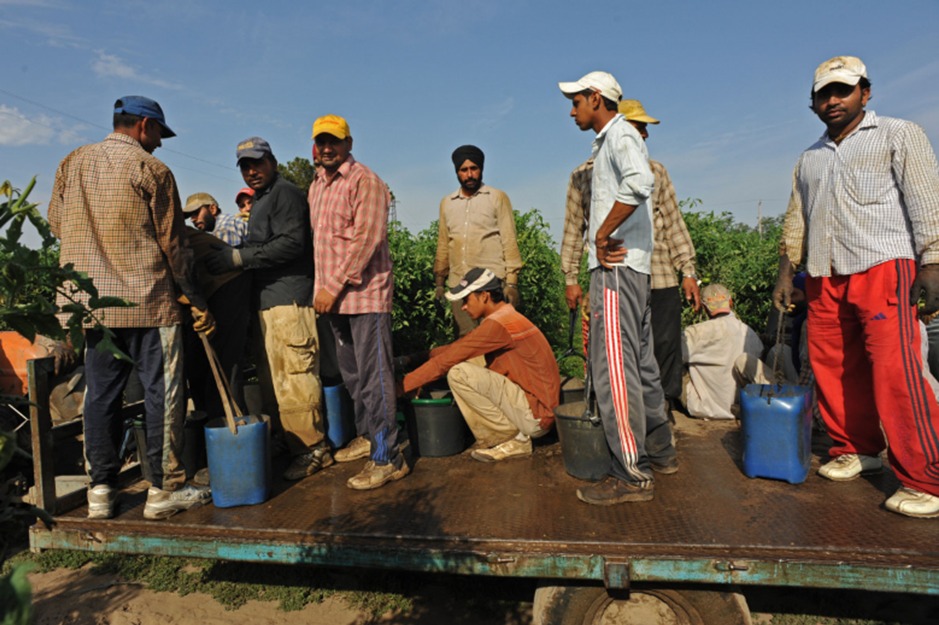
[554,401,611,482]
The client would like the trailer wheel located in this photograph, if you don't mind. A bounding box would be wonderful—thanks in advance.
[533,584,751,625]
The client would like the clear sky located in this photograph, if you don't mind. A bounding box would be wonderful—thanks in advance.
[2,0,939,242]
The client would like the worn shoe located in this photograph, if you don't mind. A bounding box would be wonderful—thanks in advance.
[471,437,532,462]
[576,476,654,506]
[818,453,883,481]
[885,487,939,519]
[283,446,335,480]
[650,456,679,475]
[143,484,211,520]
[347,459,410,490]
[87,484,117,519]
[334,436,370,463]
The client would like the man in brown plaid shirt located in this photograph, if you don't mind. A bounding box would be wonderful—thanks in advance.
[49,96,213,521]
[560,99,700,413]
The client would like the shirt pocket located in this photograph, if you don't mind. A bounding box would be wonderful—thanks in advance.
[845,168,893,205]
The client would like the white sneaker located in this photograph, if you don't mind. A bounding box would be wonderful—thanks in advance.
[87,484,117,520]
[885,487,939,519]
[818,453,883,481]
[471,437,532,463]
[143,484,211,520]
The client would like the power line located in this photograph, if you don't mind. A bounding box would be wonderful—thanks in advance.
[0,87,237,177]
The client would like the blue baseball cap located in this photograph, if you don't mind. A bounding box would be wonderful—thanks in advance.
[114,95,176,138]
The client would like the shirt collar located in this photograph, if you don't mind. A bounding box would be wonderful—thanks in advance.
[820,109,878,145]
[320,154,357,185]
[450,183,490,200]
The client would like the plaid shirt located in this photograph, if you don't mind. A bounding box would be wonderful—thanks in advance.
[782,111,939,276]
[433,184,523,287]
[649,160,697,289]
[211,212,248,247]
[48,132,202,327]
[560,158,696,288]
[309,155,393,314]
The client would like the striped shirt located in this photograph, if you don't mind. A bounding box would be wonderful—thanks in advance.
[589,114,655,273]
[782,111,939,276]
[211,213,248,247]
[560,158,696,288]
[308,155,393,314]
[48,132,202,328]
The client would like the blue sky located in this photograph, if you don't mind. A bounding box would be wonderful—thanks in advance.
[2,0,939,243]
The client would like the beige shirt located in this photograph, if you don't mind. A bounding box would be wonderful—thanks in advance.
[682,313,763,420]
[434,184,523,287]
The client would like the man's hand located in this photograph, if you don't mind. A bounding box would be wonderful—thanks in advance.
[565,284,583,310]
[191,306,216,338]
[503,284,520,307]
[911,264,939,315]
[204,244,243,275]
[681,275,701,312]
[772,255,795,311]
[47,341,77,375]
[434,285,446,300]
[596,237,627,269]
[313,288,338,314]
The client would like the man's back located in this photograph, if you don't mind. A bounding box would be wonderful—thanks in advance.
[683,313,763,419]
[49,133,186,328]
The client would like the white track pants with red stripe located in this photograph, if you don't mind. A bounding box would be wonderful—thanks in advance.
[589,266,676,485]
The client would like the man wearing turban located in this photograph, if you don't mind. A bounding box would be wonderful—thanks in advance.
[434,145,523,337]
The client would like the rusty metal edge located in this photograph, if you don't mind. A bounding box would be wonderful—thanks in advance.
[29,525,939,596]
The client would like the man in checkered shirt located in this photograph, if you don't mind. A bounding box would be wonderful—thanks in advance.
[774,56,939,518]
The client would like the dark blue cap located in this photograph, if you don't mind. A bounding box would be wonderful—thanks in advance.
[114,95,175,138]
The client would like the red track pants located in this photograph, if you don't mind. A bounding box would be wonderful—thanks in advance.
[807,260,939,496]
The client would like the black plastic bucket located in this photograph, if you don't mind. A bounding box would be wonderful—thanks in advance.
[554,401,611,481]
[407,397,469,457]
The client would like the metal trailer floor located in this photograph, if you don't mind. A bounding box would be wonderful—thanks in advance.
[29,415,939,595]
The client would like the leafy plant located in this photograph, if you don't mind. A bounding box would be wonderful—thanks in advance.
[0,178,133,355]
[682,208,782,332]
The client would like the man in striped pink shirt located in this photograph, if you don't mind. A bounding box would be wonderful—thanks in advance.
[308,114,408,490]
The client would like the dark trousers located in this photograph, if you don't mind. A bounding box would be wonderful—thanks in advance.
[184,274,251,418]
[650,286,683,401]
[83,326,185,490]
[327,313,400,464]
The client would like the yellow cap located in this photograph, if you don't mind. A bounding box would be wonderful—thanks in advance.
[311,114,350,140]
[618,99,660,124]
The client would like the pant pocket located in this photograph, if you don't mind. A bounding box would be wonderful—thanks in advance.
[283,308,318,375]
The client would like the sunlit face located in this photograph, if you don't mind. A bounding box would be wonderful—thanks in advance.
[812,82,870,135]
[569,92,596,131]
[239,156,277,191]
[456,160,482,195]
[236,195,254,212]
[314,134,352,172]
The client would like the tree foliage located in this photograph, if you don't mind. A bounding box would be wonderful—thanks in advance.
[277,157,316,193]
[682,208,782,331]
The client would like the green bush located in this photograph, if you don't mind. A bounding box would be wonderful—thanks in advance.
[682,210,782,331]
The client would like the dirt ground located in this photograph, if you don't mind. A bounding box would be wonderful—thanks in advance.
[26,563,534,625]
[23,561,939,625]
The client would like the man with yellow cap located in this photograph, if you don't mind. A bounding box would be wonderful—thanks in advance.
[308,114,408,490]
[774,55,939,518]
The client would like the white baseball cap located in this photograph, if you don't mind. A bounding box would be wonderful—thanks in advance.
[813,56,868,93]
[558,71,622,102]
